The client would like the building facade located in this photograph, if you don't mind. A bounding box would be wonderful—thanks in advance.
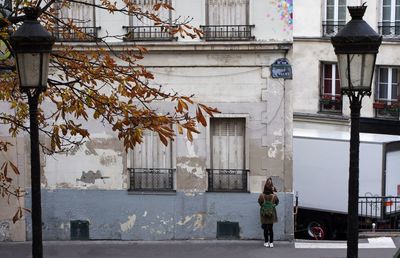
[292,0,400,238]
[0,0,294,241]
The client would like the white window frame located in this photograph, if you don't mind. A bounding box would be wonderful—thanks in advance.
[206,114,249,170]
[382,0,400,24]
[127,129,176,191]
[376,67,399,103]
[325,0,346,23]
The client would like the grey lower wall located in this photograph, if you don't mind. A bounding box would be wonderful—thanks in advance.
[25,189,293,241]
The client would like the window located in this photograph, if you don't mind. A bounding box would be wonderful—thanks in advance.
[379,0,400,36]
[320,63,342,113]
[322,0,346,36]
[201,0,254,41]
[207,118,248,192]
[55,0,100,42]
[374,67,400,119]
[124,0,174,41]
[128,130,174,191]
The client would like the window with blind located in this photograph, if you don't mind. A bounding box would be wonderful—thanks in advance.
[128,130,174,191]
[208,118,248,192]
[124,0,174,41]
[323,0,346,36]
[374,67,400,119]
[320,63,342,114]
[55,0,100,42]
[202,0,254,41]
[379,0,400,36]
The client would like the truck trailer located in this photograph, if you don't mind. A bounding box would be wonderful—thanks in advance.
[293,128,400,239]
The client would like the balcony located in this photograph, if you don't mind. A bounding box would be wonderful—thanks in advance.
[53,26,101,42]
[319,94,342,113]
[378,22,400,38]
[200,25,255,41]
[128,168,174,191]
[123,26,176,41]
[322,21,345,37]
[207,169,249,192]
[373,100,399,119]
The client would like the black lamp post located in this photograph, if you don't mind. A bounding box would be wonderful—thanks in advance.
[10,7,54,258]
[331,4,382,258]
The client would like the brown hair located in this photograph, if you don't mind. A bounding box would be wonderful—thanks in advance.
[263,177,276,194]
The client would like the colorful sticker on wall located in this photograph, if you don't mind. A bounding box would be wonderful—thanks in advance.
[269,0,293,33]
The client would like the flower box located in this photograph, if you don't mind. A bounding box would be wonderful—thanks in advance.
[373,102,385,109]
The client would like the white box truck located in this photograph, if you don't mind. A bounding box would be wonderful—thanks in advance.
[293,128,400,239]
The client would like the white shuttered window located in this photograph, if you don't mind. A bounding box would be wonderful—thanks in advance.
[208,0,249,25]
[130,0,171,26]
[58,0,95,27]
[131,131,172,169]
[211,118,245,170]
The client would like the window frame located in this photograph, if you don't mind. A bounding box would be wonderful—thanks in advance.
[202,0,254,41]
[319,62,343,114]
[54,0,100,42]
[322,0,347,37]
[374,66,400,119]
[206,115,249,193]
[124,0,175,42]
[127,129,176,192]
[379,0,400,37]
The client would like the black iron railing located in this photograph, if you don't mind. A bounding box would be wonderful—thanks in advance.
[320,94,342,113]
[378,22,400,37]
[53,26,101,42]
[128,168,174,191]
[207,169,249,192]
[359,196,400,231]
[123,26,176,41]
[200,25,255,41]
[373,100,399,119]
[322,21,346,37]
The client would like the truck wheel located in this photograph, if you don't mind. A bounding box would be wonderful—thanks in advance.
[306,220,327,240]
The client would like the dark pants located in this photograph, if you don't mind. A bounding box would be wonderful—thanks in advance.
[262,224,274,243]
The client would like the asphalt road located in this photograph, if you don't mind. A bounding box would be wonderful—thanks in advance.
[0,239,399,258]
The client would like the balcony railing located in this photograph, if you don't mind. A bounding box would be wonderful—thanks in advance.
[53,26,101,42]
[123,26,176,41]
[319,94,342,113]
[322,21,346,37]
[378,22,400,37]
[359,196,400,232]
[128,168,174,191]
[207,169,249,192]
[373,100,399,119]
[200,25,255,41]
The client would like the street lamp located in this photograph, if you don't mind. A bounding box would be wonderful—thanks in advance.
[10,7,54,258]
[331,4,382,258]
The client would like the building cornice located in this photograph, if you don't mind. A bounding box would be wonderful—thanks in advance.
[294,36,400,46]
[54,41,293,53]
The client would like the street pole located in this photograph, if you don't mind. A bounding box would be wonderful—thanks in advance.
[347,94,362,258]
[28,90,43,258]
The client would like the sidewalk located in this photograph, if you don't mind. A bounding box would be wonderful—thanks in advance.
[0,238,399,258]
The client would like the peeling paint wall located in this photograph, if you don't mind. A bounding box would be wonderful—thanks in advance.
[44,136,125,190]
[25,190,293,241]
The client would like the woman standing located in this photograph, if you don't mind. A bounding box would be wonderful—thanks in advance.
[258,178,279,248]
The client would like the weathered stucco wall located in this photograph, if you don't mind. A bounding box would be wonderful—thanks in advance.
[24,190,293,241]
[0,137,26,241]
